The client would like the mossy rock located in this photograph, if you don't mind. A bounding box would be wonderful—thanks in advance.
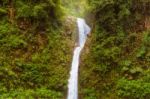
[63,16,78,43]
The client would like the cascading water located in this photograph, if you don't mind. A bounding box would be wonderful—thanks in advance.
[67,18,91,99]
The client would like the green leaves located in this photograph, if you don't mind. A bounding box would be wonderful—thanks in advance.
[136,46,146,58]
[1,35,27,48]
[0,8,7,16]
[80,1,150,98]
[0,88,62,99]
[83,88,98,99]
[15,0,64,29]
[136,31,150,58]
[117,78,150,99]
[16,3,32,18]
[33,4,48,19]
[0,0,69,98]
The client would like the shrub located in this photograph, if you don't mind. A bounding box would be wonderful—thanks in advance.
[117,78,150,99]
[88,0,150,33]
[0,88,62,99]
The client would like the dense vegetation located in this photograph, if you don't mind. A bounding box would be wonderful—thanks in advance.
[79,0,150,99]
[0,0,150,98]
[0,0,72,98]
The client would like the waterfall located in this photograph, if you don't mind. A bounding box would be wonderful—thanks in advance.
[67,18,91,99]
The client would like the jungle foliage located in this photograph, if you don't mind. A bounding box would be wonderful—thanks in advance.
[0,0,72,98]
[0,0,150,98]
[79,0,150,99]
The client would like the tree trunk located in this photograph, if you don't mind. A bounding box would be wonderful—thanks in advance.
[8,0,15,24]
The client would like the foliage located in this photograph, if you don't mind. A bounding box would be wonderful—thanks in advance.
[82,88,98,99]
[0,0,70,98]
[0,28,71,98]
[0,0,150,98]
[0,88,62,99]
[15,0,64,29]
[136,31,150,59]
[88,0,150,32]
[80,0,150,98]
[0,8,7,16]
[117,78,150,99]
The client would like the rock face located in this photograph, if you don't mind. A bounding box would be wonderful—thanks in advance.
[64,16,78,44]
[144,16,150,30]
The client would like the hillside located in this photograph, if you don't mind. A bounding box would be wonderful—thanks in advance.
[0,0,150,99]
[79,0,150,99]
[0,0,73,98]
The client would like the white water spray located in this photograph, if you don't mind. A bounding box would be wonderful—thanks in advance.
[67,18,91,99]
